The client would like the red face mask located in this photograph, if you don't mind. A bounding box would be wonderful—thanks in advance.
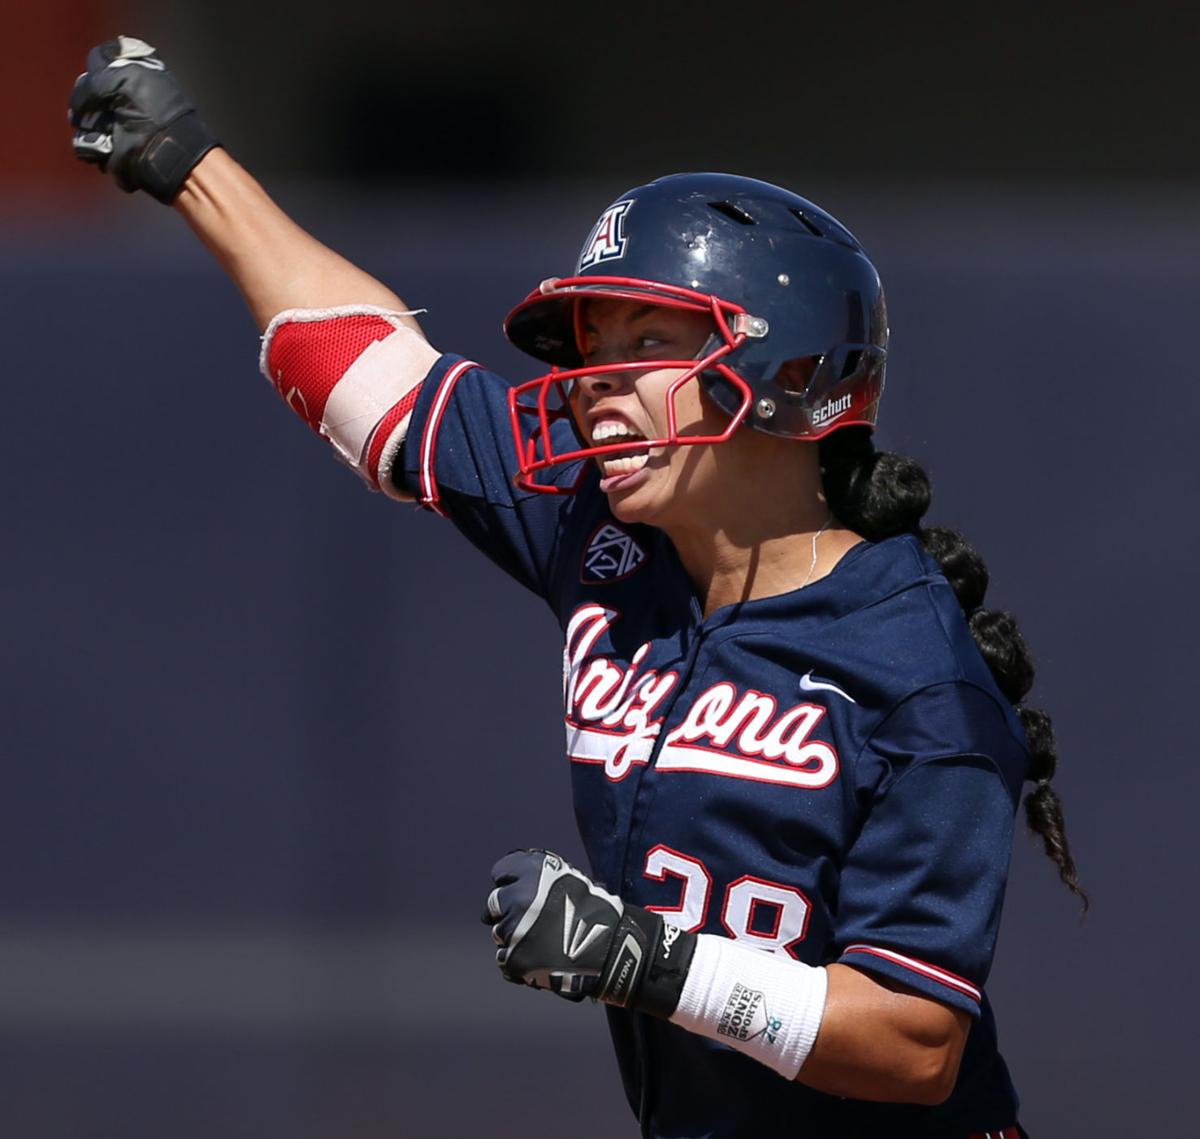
[505,275,766,494]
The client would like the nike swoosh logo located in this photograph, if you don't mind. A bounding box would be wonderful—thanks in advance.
[562,895,609,960]
[799,671,857,704]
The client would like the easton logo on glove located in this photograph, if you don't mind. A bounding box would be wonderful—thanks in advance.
[562,896,611,960]
[484,848,696,1016]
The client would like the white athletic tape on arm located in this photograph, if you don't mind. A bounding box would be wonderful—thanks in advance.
[669,935,827,1080]
[319,329,438,466]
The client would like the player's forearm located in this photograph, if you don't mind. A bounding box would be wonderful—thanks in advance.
[670,933,966,1104]
[795,964,968,1104]
[174,148,420,333]
[488,853,971,1107]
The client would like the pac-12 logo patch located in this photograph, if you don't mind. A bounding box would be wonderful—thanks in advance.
[582,522,646,583]
[577,200,633,271]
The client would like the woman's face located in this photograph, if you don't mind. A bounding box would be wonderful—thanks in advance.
[570,297,737,528]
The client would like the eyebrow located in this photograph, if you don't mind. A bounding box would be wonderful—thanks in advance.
[581,303,665,333]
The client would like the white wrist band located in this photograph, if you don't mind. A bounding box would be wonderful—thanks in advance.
[669,935,828,1080]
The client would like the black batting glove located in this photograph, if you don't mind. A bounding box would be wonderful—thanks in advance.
[484,849,696,1016]
[68,36,218,204]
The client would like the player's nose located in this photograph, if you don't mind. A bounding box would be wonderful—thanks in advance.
[575,367,637,401]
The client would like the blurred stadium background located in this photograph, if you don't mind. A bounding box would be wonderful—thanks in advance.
[3,1,1198,1135]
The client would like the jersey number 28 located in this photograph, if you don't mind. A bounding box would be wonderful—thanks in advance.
[642,844,812,958]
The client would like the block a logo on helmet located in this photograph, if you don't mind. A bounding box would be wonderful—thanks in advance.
[577,200,634,271]
[503,172,888,494]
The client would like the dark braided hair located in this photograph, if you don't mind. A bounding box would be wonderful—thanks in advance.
[819,427,1088,911]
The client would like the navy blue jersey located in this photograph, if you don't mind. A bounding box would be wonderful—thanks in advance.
[399,354,1030,1138]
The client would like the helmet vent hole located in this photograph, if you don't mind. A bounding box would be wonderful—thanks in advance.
[840,349,863,380]
[787,207,824,236]
[708,201,756,226]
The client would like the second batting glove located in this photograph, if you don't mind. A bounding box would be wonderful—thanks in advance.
[484,849,696,1015]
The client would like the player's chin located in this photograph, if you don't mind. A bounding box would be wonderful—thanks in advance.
[606,492,651,526]
[599,456,667,522]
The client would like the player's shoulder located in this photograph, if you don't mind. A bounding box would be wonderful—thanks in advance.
[829,534,1029,787]
[827,533,996,693]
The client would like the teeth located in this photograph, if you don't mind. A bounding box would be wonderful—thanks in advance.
[592,420,645,444]
[600,453,649,478]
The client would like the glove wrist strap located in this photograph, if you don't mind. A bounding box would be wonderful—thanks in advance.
[141,111,218,203]
[598,906,697,1018]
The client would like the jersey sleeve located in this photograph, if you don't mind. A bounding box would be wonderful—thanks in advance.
[394,353,585,599]
[832,681,1028,1017]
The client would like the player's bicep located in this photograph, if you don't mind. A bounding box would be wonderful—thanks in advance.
[396,357,583,512]
[393,355,582,598]
[834,752,1017,1018]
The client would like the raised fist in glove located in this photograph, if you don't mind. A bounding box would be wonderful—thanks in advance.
[484,849,695,1014]
[68,36,218,203]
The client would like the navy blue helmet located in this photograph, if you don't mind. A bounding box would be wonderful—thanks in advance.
[503,173,887,491]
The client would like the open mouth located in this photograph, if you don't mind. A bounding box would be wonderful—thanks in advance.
[591,420,651,478]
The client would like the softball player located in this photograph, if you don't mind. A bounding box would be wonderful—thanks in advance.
[70,37,1084,1139]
